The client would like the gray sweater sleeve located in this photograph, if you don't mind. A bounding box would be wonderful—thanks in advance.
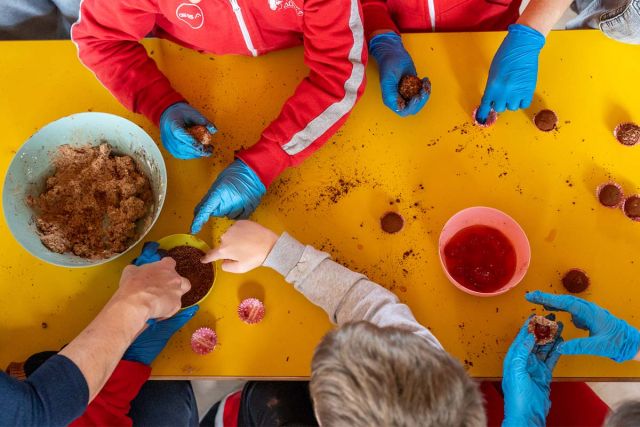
[263,233,443,350]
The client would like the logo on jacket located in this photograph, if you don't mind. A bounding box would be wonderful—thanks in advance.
[268,0,303,16]
[176,3,204,29]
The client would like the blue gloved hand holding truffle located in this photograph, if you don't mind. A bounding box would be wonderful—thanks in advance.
[190,159,266,234]
[476,24,545,123]
[160,102,217,160]
[502,314,564,427]
[527,291,640,362]
[369,32,430,117]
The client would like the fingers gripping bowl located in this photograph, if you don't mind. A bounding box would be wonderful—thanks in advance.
[2,113,167,267]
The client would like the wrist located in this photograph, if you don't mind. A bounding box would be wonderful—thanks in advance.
[513,19,549,38]
[262,231,279,262]
[370,29,397,39]
[110,289,153,323]
[369,31,401,47]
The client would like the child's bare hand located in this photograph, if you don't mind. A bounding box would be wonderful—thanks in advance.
[202,220,278,273]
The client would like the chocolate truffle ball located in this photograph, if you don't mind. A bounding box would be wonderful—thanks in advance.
[528,315,559,345]
[623,195,640,220]
[597,183,623,208]
[398,75,423,101]
[533,109,558,132]
[473,107,498,128]
[614,123,640,146]
[562,269,590,293]
[186,125,214,150]
[380,212,404,234]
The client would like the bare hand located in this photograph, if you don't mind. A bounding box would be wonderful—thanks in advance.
[116,257,190,320]
[202,220,278,273]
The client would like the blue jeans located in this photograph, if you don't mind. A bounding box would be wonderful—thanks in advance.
[568,0,640,43]
[129,380,199,427]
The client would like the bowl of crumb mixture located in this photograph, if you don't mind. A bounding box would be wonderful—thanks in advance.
[2,113,167,267]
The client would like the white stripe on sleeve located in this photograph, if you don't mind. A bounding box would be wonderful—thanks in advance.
[281,0,365,155]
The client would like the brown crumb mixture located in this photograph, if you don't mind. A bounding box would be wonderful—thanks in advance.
[28,143,152,259]
[164,245,214,307]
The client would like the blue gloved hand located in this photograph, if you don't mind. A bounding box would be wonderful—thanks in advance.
[132,241,163,266]
[190,159,266,234]
[123,305,199,366]
[527,291,640,362]
[503,314,564,427]
[369,32,430,117]
[476,24,545,123]
[159,102,217,160]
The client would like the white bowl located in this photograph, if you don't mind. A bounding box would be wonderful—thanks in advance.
[2,112,167,267]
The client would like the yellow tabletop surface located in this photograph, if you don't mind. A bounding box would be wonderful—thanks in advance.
[1,30,639,379]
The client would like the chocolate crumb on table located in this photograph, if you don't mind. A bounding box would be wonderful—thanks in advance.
[562,269,590,293]
[533,109,558,132]
[28,144,152,259]
[614,122,640,146]
[164,245,214,307]
[528,315,559,345]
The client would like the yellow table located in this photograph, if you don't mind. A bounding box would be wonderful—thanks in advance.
[1,30,639,379]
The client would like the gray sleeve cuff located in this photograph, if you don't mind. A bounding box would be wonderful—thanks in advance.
[262,232,306,277]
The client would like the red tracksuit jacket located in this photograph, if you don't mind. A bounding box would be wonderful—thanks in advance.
[72,0,367,187]
[361,0,522,40]
[70,360,150,426]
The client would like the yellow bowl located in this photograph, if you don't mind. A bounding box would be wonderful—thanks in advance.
[157,234,218,309]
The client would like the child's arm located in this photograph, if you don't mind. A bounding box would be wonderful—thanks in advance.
[360,0,398,40]
[203,221,442,349]
[517,0,575,36]
[71,0,185,126]
[235,0,367,187]
[476,0,573,123]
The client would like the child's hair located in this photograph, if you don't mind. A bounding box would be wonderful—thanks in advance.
[310,321,486,427]
[605,400,640,427]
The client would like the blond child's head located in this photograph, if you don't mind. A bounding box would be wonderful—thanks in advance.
[310,321,486,427]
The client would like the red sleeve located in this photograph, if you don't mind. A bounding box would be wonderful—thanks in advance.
[361,0,399,41]
[69,360,151,427]
[236,0,367,187]
[71,0,186,125]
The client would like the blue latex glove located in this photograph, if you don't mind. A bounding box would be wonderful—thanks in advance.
[132,241,163,266]
[476,24,545,123]
[503,314,564,427]
[159,102,217,160]
[123,305,199,366]
[527,291,640,362]
[190,159,266,234]
[369,32,431,117]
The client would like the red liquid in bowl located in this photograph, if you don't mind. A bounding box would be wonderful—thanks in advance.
[444,225,517,293]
